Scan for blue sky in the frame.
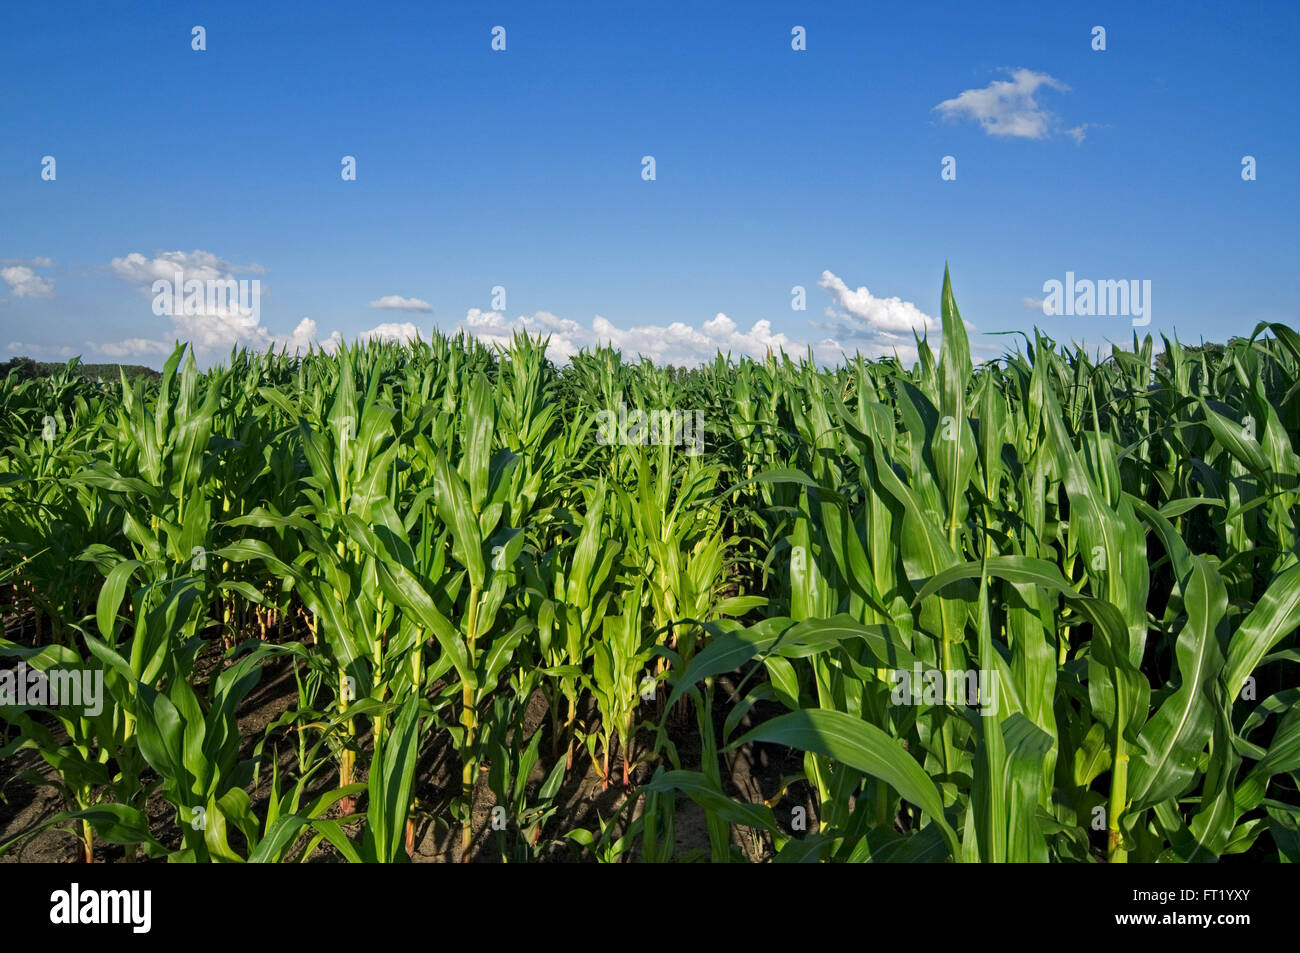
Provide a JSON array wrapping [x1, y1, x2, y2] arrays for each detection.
[[3, 0, 1298, 367]]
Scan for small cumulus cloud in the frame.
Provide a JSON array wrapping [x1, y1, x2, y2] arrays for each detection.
[[360, 321, 423, 343], [95, 338, 177, 359], [934, 69, 1086, 141], [368, 295, 433, 312], [818, 271, 939, 334], [2, 263, 56, 300]]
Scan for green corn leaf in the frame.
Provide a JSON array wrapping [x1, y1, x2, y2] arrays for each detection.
[[727, 709, 958, 856], [1129, 556, 1227, 810]]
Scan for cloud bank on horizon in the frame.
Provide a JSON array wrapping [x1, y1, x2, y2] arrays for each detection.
[[3, 250, 949, 368]]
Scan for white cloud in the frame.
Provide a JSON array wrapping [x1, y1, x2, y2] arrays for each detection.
[[1, 257, 54, 269], [818, 271, 938, 334], [368, 295, 433, 312], [360, 321, 422, 344], [170, 309, 264, 350], [279, 318, 342, 353], [96, 338, 176, 359], [457, 273, 938, 367], [93, 317, 340, 361], [6, 341, 75, 358], [111, 251, 264, 351], [107, 249, 338, 358], [934, 69, 1080, 140], [76, 259, 970, 369], [2, 265, 55, 300], [111, 249, 264, 284], [463, 308, 589, 361], [589, 312, 835, 365], [1022, 296, 1047, 311]]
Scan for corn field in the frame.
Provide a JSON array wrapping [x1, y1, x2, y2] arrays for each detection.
[[2, 269, 1299, 863]]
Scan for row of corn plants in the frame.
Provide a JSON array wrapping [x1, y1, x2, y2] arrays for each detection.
[[2, 270, 1298, 862]]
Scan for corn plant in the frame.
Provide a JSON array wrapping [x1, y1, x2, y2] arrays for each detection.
[[3, 278, 1299, 864]]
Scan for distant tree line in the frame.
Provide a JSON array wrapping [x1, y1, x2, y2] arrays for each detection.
[[0, 355, 161, 383]]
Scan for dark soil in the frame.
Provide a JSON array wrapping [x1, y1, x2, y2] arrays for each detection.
[[1, 620, 806, 863]]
